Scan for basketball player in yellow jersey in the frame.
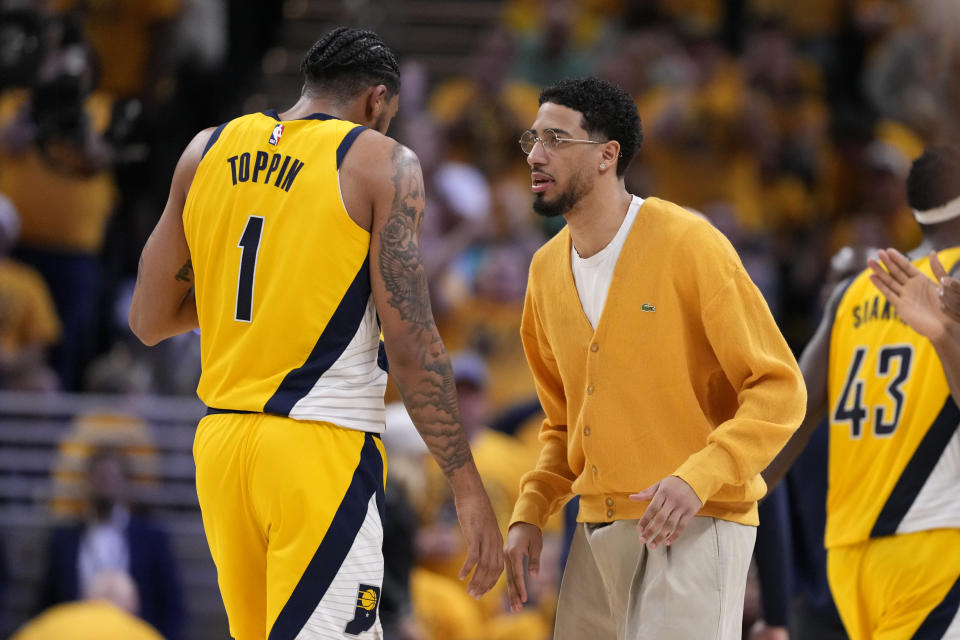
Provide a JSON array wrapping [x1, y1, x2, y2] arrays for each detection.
[[127, 27, 503, 640], [765, 146, 960, 640]]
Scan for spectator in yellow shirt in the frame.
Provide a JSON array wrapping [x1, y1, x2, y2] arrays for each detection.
[[0, 194, 60, 390], [0, 36, 117, 389], [50, 0, 181, 99], [12, 570, 164, 640]]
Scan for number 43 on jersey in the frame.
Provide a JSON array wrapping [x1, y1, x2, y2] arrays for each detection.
[[833, 344, 914, 439]]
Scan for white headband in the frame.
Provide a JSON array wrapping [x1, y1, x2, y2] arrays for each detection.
[[913, 194, 960, 224]]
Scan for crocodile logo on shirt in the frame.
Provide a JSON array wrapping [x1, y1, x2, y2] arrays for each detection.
[[641, 303, 656, 312]]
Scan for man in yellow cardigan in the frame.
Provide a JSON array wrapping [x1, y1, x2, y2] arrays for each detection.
[[503, 77, 806, 639]]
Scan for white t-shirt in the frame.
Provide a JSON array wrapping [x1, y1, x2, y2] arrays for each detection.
[[571, 195, 644, 329]]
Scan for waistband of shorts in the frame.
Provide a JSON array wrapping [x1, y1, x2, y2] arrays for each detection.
[[203, 406, 382, 438], [205, 406, 255, 416]]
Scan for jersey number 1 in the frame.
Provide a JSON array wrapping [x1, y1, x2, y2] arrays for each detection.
[[235, 215, 264, 322], [833, 345, 914, 438]]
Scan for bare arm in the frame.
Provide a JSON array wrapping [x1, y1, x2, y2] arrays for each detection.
[[368, 142, 471, 477], [932, 329, 960, 408], [361, 138, 502, 596], [128, 128, 212, 345], [935, 256, 960, 404], [762, 280, 846, 491]]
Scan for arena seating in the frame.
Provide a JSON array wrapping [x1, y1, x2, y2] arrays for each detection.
[[0, 391, 228, 640]]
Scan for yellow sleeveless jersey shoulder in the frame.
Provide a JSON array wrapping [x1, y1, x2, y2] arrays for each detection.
[[825, 247, 960, 548], [182, 111, 388, 432]]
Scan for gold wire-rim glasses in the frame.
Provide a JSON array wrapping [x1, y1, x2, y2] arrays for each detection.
[[519, 129, 603, 154]]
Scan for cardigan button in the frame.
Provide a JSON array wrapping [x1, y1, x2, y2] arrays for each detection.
[[591, 465, 598, 474], [590, 343, 599, 352], [606, 509, 614, 518], [605, 497, 614, 507], [587, 385, 595, 395], [584, 426, 591, 435]]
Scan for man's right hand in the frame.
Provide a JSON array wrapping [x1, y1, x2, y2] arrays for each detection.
[[453, 486, 504, 599], [503, 521, 543, 612]]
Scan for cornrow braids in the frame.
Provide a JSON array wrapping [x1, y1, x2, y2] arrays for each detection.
[[301, 27, 400, 99]]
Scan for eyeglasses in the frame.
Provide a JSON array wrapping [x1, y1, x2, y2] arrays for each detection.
[[519, 129, 602, 154]]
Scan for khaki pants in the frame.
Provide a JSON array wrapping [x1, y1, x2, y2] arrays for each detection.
[[554, 517, 756, 640]]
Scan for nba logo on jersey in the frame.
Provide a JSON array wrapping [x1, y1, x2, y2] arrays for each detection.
[[268, 123, 284, 146]]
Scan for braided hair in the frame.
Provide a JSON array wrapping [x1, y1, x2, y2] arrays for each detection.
[[301, 27, 400, 99]]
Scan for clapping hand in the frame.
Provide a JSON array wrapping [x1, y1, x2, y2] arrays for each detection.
[[868, 249, 960, 342]]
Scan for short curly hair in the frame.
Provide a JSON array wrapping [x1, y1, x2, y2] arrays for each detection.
[[538, 77, 642, 177], [301, 27, 400, 99], [907, 146, 960, 213]]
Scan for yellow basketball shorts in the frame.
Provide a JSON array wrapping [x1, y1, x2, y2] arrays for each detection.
[[194, 410, 388, 640], [827, 529, 960, 640]]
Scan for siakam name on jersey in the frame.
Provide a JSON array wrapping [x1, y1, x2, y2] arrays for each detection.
[[851, 295, 908, 329]]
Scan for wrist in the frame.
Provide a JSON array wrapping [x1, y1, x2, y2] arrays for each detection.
[[930, 322, 960, 350], [948, 320, 960, 344], [509, 520, 540, 531], [446, 460, 483, 495], [671, 473, 705, 507]]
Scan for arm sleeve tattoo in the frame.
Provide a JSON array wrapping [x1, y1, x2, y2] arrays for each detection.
[[378, 145, 472, 477]]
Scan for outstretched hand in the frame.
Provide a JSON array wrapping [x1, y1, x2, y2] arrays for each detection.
[[630, 475, 702, 549], [868, 249, 960, 342]]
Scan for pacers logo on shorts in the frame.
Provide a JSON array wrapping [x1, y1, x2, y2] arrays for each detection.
[[344, 584, 380, 635]]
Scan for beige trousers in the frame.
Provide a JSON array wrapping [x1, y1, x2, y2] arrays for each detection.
[[554, 517, 756, 640]]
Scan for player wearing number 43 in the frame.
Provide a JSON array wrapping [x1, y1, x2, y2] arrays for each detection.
[[764, 146, 960, 640], [128, 27, 503, 640]]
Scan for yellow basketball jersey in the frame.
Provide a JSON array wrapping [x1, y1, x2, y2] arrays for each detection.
[[825, 247, 960, 548], [182, 110, 388, 432]]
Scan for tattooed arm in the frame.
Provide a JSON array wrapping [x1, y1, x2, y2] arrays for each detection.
[[128, 128, 211, 345], [372, 144, 471, 475], [354, 139, 503, 597]]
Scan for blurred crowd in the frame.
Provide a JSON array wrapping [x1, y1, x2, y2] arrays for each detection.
[[2, 0, 960, 638], [0, 0, 282, 394]]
